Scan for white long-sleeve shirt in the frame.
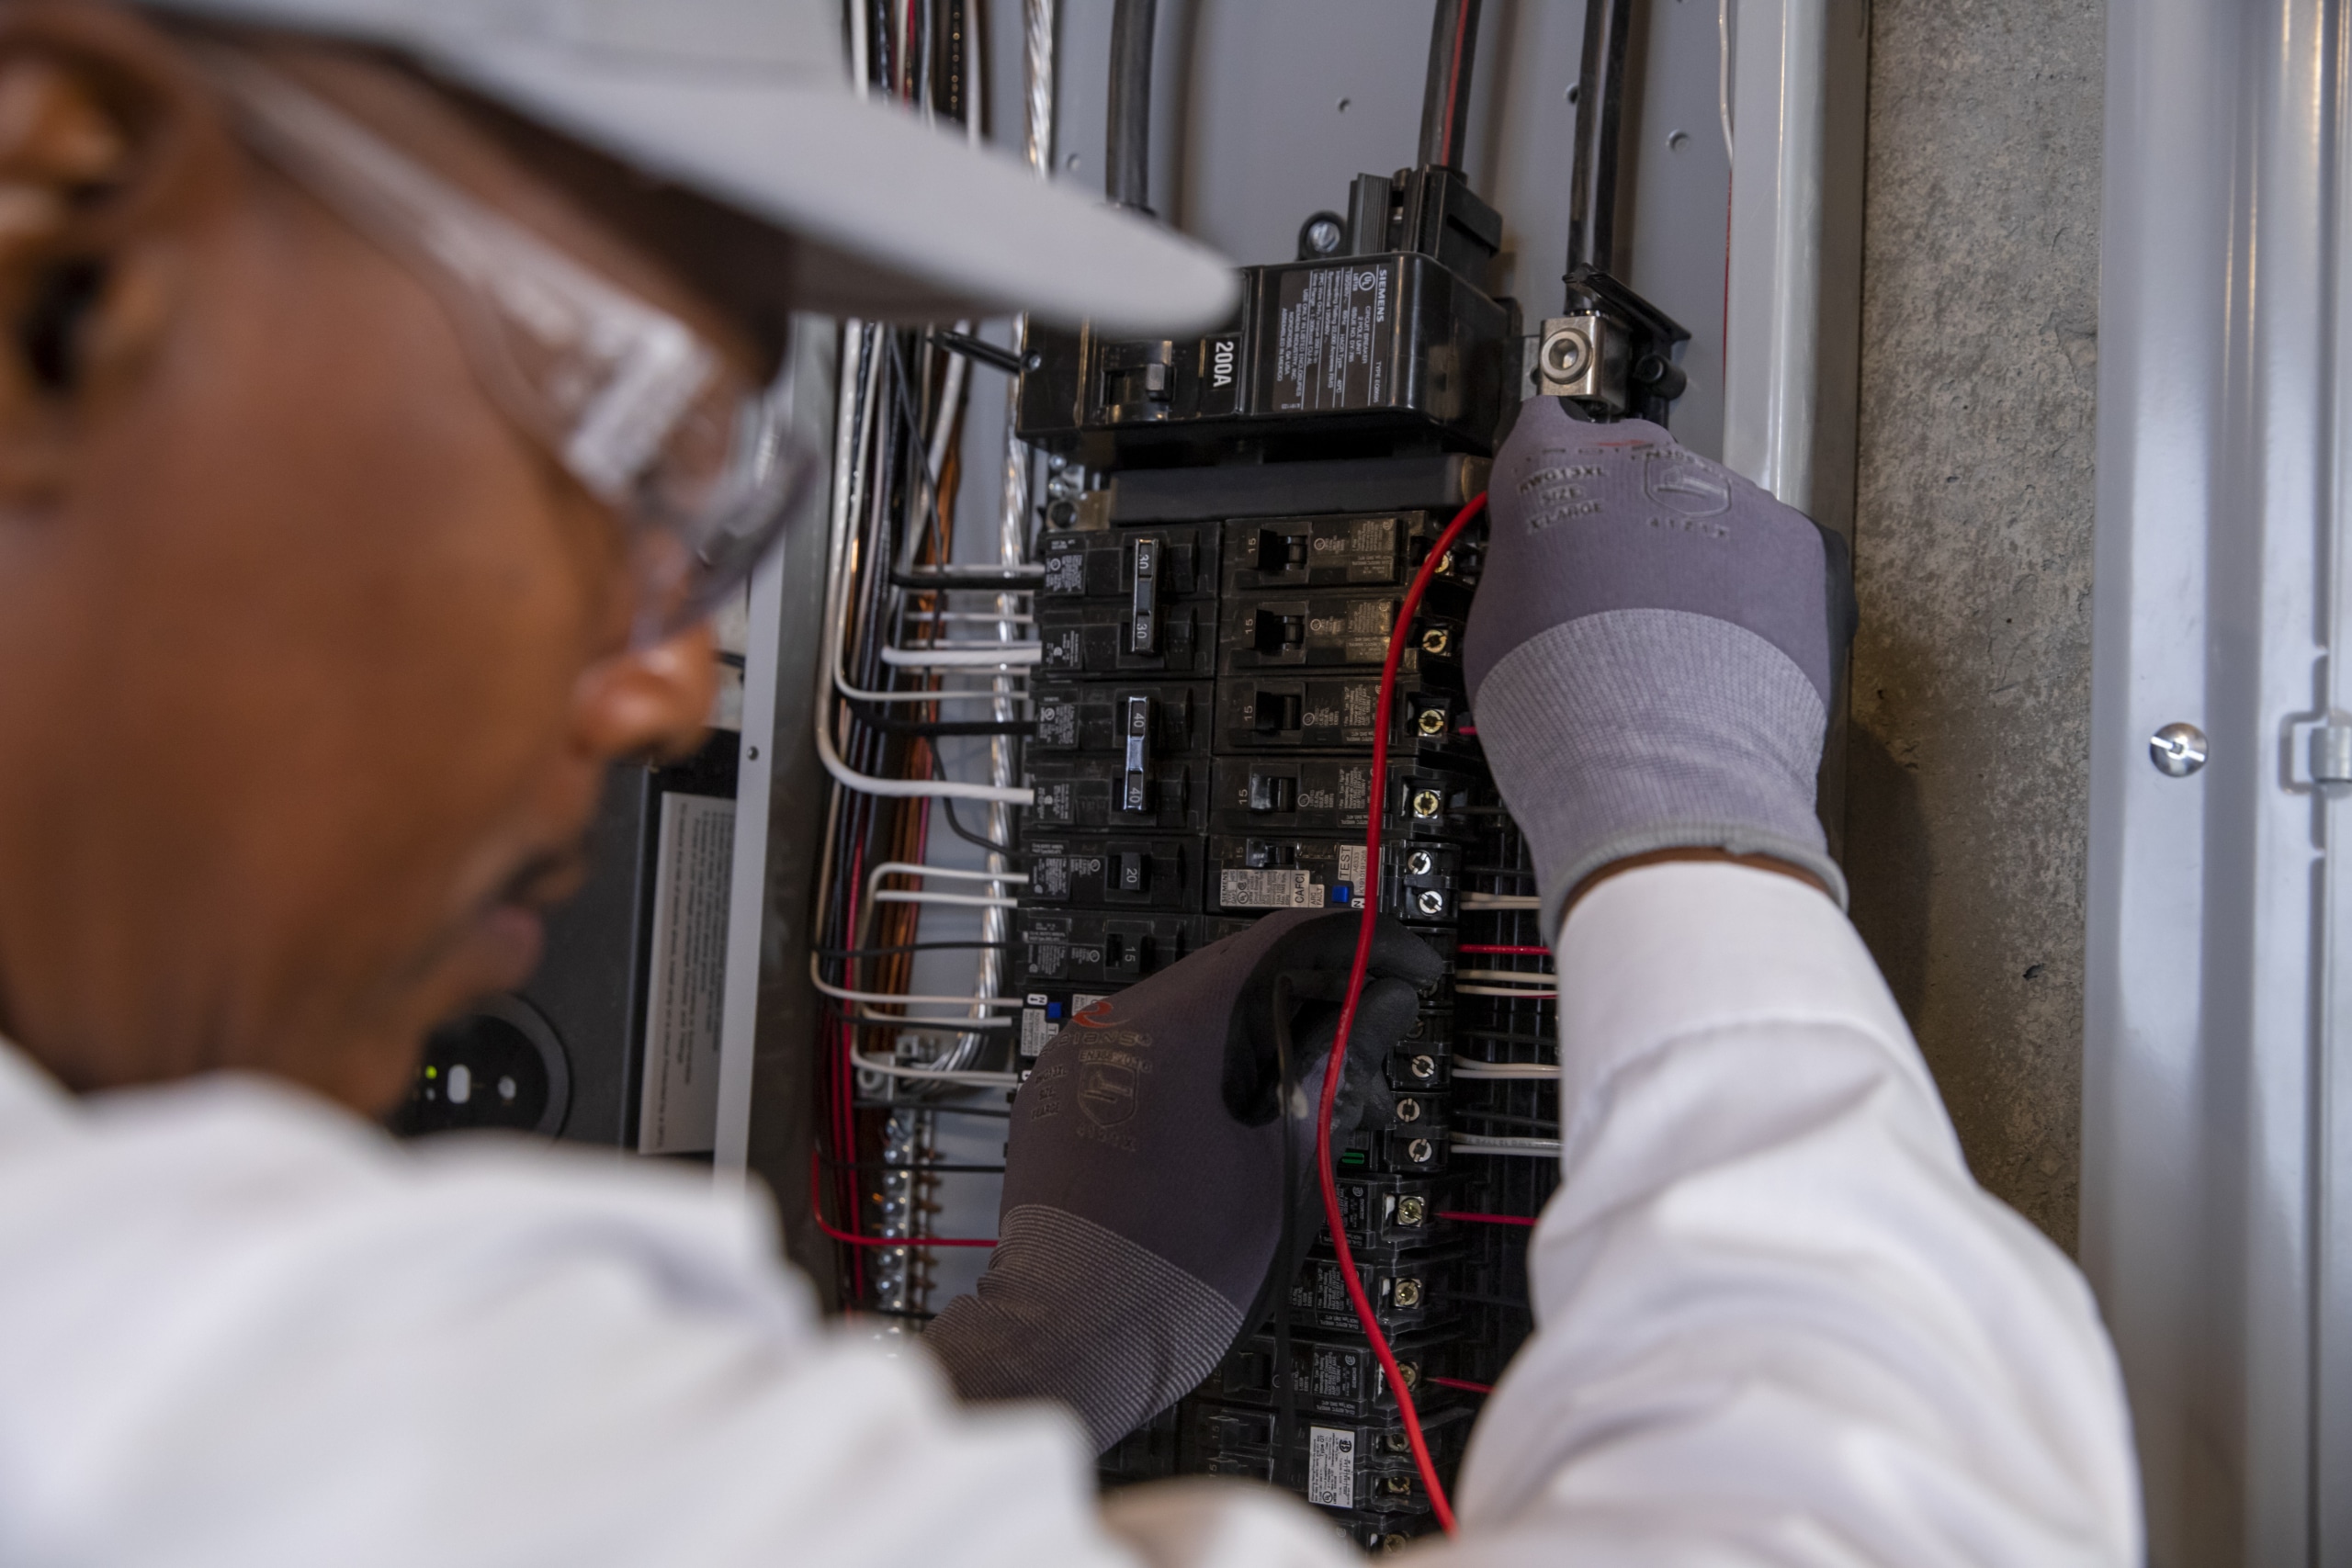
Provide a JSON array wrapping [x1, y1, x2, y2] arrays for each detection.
[[0, 863, 2139, 1565]]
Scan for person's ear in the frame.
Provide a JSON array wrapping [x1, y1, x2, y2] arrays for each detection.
[[0, 3, 236, 508], [571, 620, 721, 764]]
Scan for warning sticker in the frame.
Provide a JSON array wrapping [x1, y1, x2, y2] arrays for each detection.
[[1307, 1426, 1356, 1508], [1272, 263, 1394, 412], [1220, 868, 1325, 908]]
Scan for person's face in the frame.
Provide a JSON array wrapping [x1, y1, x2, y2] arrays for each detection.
[[0, 2, 745, 1112]]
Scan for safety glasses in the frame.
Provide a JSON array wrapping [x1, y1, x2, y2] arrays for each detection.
[[195, 44, 816, 645]]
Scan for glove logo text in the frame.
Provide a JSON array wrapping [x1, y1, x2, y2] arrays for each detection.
[[1078, 1033, 1150, 1149]]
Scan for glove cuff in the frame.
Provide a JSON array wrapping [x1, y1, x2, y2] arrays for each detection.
[[1473, 608, 1847, 940], [923, 1203, 1243, 1453]]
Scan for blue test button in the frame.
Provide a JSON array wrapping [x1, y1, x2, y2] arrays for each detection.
[[1046, 1002, 1063, 1020], [1329, 884, 1352, 906]]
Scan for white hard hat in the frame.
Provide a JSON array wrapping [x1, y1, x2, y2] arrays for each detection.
[[136, 0, 1237, 335]]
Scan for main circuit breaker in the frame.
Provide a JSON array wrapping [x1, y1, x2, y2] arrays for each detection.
[[1008, 61, 1584, 1535]]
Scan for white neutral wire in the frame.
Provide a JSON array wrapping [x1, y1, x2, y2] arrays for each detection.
[[1451, 1134, 1563, 1158], [808, 961, 1025, 1010], [876, 644, 1041, 668], [1460, 893, 1543, 910], [858, 1010, 1014, 1032], [851, 1053, 1022, 1088], [1453, 968, 1559, 986], [1454, 984, 1561, 999], [1450, 1061, 1562, 1080], [1718, 0, 1736, 164], [927, 322, 969, 483], [872, 889, 1021, 910], [866, 861, 1026, 893]]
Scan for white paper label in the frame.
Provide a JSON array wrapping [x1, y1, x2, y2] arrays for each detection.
[[1306, 1425, 1355, 1508], [1221, 868, 1324, 908], [1021, 1008, 1057, 1059], [637, 793, 735, 1154]]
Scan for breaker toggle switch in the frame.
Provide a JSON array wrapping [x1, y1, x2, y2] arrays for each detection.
[[1129, 537, 1161, 655], [1247, 772, 1297, 813], [1252, 607, 1306, 656], [1122, 694, 1153, 811], [1116, 851, 1148, 894]]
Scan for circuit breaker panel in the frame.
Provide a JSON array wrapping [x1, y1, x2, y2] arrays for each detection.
[[1001, 17, 1584, 1528], [796, 0, 1692, 1552], [1015, 461, 1560, 1547]]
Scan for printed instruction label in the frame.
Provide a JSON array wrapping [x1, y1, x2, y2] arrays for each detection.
[[1272, 263, 1393, 412], [1338, 844, 1369, 906], [1220, 868, 1324, 908], [1307, 1426, 1356, 1508], [638, 792, 736, 1155]]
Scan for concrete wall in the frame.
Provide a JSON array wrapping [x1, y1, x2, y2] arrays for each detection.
[[1842, 0, 2105, 1251]]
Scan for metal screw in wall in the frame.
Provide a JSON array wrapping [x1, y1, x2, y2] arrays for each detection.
[[2150, 721, 2209, 777]]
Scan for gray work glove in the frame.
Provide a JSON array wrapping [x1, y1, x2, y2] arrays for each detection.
[[925, 909, 1444, 1451], [1465, 400, 1856, 938]]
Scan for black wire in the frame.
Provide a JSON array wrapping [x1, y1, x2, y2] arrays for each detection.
[[941, 795, 1020, 856], [853, 1100, 1012, 1117]]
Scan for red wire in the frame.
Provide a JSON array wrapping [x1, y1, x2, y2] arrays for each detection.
[[1437, 1210, 1536, 1227], [1439, 0, 1473, 166], [808, 1151, 1001, 1248], [1430, 1376, 1494, 1394], [1456, 944, 1553, 956], [1315, 491, 1487, 1536]]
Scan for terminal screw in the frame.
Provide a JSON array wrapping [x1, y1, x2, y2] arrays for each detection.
[[1420, 627, 1452, 656], [1416, 707, 1448, 737], [1416, 888, 1447, 917], [1540, 322, 1593, 382], [1411, 788, 1442, 818], [1409, 1053, 1437, 1080], [1395, 1097, 1423, 1122], [1393, 1278, 1424, 1308], [1396, 1196, 1427, 1225], [1407, 1137, 1434, 1163], [1407, 850, 1434, 875]]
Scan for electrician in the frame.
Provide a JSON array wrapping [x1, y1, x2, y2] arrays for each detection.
[[0, 0, 2138, 1562]]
